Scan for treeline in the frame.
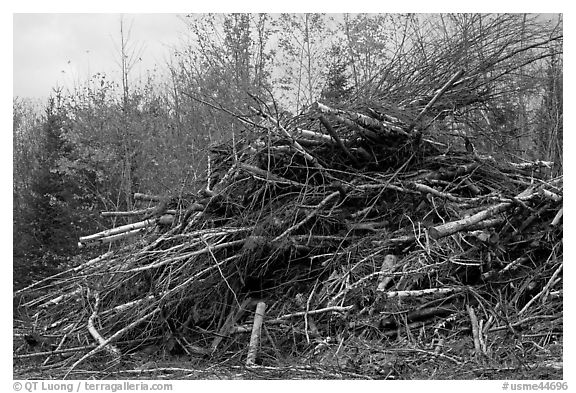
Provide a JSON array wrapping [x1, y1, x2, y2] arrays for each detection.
[[13, 13, 562, 288]]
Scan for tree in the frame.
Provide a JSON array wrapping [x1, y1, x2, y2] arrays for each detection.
[[533, 40, 562, 172], [166, 12, 278, 166], [320, 43, 351, 105], [276, 13, 334, 113], [13, 97, 42, 222], [113, 16, 146, 210], [13, 97, 44, 287], [13, 91, 86, 288], [341, 13, 393, 93]]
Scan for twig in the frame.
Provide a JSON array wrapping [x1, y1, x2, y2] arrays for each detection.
[[386, 347, 463, 365], [252, 103, 324, 169], [409, 69, 465, 131], [239, 162, 306, 188], [272, 191, 340, 242], [318, 115, 359, 166], [411, 182, 463, 202], [315, 101, 406, 134], [100, 208, 176, 217], [127, 239, 244, 272], [65, 308, 162, 378], [266, 306, 353, 324], [430, 202, 506, 237], [14, 344, 98, 359], [380, 287, 462, 298], [181, 90, 263, 129], [540, 189, 562, 202], [87, 292, 121, 358], [118, 367, 199, 374], [79, 228, 147, 248], [153, 254, 239, 301], [201, 236, 240, 308], [377, 255, 399, 291], [133, 193, 162, 201], [304, 281, 319, 344], [211, 298, 254, 352], [42, 333, 69, 366], [206, 155, 213, 193], [488, 315, 561, 333], [37, 288, 83, 309], [79, 219, 155, 244], [467, 305, 483, 356], [550, 207, 563, 226], [292, 126, 343, 143], [509, 160, 554, 170], [313, 103, 381, 141], [519, 262, 563, 315], [104, 294, 161, 314], [15, 252, 113, 295]]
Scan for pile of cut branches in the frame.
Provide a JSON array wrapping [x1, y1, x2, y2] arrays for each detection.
[[14, 71, 562, 378]]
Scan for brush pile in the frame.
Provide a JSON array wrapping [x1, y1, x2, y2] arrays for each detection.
[[15, 72, 563, 378]]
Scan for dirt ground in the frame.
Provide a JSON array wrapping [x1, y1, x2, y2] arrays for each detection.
[[14, 335, 562, 380]]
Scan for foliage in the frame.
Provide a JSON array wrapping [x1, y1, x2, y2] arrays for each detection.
[[13, 97, 43, 221], [13, 93, 83, 288], [276, 14, 335, 113], [342, 13, 395, 91], [13, 97, 44, 283], [321, 43, 352, 105]]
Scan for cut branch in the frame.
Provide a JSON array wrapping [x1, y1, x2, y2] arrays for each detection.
[[272, 191, 340, 242], [319, 115, 359, 166], [409, 69, 465, 131], [79, 219, 155, 244], [65, 308, 162, 378], [379, 287, 462, 298], [87, 292, 121, 358], [246, 301, 267, 367]]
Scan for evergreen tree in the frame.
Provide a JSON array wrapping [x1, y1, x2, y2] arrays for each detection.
[[321, 44, 351, 105], [21, 92, 80, 280]]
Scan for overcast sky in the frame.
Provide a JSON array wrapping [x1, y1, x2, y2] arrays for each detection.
[[13, 13, 185, 100], [12, 11, 566, 101]]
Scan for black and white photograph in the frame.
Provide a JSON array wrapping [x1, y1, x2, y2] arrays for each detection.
[[12, 11, 564, 384]]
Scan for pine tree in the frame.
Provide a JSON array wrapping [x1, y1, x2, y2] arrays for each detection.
[[321, 44, 351, 105], [25, 92, 79, 271]]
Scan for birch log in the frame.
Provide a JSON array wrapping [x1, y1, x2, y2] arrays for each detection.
[[246, 301, 267, 367]]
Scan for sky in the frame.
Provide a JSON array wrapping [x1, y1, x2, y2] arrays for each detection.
[[12, 11, 568, 101], [13, 13, 185, 100]]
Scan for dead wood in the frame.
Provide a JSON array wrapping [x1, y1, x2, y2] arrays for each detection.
[[15, 68, 562, 376]]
